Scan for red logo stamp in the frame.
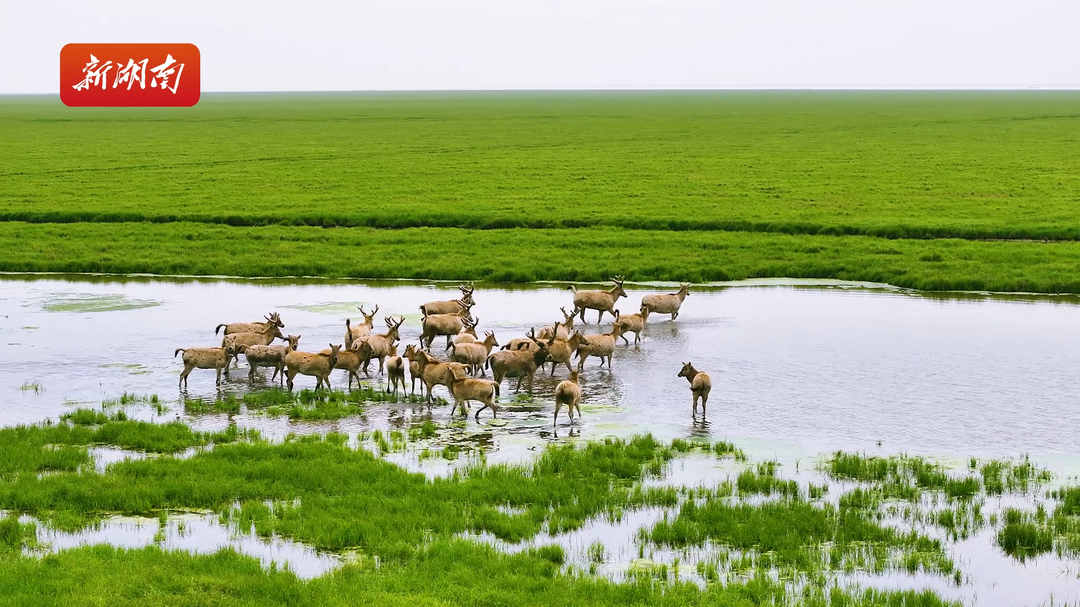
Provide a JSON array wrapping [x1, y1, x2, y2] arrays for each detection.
[[60, 43, 200, 107]]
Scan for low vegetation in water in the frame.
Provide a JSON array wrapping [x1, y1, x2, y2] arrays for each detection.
[[18, 381, 43, 394], [0, 415, 252, 480], [1, 409, 1076, 605], [182, 387, 437, 420], [993, 486, 1080, 561], [0, 414, 961, 606], [646, 494, 954, 578], [0, 540, 960, 607], [824, 451, 1048, 501]]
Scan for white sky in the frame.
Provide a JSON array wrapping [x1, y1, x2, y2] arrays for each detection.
[[1, 0, 1077, 94]]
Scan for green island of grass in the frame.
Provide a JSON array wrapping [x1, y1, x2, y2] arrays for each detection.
[[1, 409, 1078, 606]]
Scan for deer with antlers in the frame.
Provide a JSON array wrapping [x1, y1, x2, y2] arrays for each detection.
[[345, 305, 379, 350], [536, 306, 578, 341], [419, 283, 475, 317], [567, 276, 627, 324], [354, 316, 405, 375]]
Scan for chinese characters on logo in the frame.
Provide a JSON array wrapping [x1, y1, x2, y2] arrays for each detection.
[[73, 53, 184, 94], [61, 43, 200, 107]]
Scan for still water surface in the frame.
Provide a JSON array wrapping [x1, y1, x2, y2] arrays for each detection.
[[4, 275, 1080, 464], [3, 274, 1080, 605]]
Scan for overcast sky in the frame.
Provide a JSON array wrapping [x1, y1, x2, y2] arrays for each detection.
[[1, 0, 1077, 94]]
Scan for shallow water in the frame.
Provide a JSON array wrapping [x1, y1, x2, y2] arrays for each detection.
[[4, 274, 1080, 603], [4, 274, 1080, 467], [28, 511, 341, 579]]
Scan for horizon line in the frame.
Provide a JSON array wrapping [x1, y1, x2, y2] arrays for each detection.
[[4, 86, 1080, 97]]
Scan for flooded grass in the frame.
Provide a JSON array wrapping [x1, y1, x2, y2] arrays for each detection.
[[990, 486, 1080, 562], [1, 410, 1076, 604], [0, 417, 254, 481], [824, 452, 1049, 502], [182, 387, 438, 420], [40, 293, 160, 313], [0, 539, 963, 607], [18, 381, 43, 394], [0, 418, 677, 550], [646, 497, 954, 577]]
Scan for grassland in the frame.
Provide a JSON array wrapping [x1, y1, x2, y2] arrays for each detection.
[[5, 410, 1080, 605], [11, 221, 1080, 291], [2, 92, 1080, 291], [0, 414, 977, 606]]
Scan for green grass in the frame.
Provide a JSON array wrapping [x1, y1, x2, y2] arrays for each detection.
[[826, 452, 986, 500], [13, 221, 1080, 291], [997, 508, 1054, 561], [0, 418, 252, 480], [646, 497, 953, 576], [0, 429, 677, 557], [183, 387, 436, 420], [60, 408, 127, 425], [2, 92, 1080, 292], [18, 381, 43, 394], [3, 92, 1079, 239], [735, 462, 800, 498], [0, 412, 963, 606], [0, 540, 959, 607]]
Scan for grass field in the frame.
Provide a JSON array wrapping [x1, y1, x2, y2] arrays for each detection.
[[2, 91, 1079, 289], [0, 416, 973, 606], [3, 410, 1078, 605]]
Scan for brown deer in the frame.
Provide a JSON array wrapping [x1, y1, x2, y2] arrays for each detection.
[[345, 305, 379, 349], [536, 306, 578, 341], [420, 308, 473, 351], [445, 364, 501, 421], [175, 347, 232, 388], [449, 331, 499, 377], [574, 324, 622, 371], [285, 344, 341, 391], [487, 328, 550, 393], [567, 276, 627, 324], [243, 334, 301, 384], [221, 323, 285, 367], [385, 344, 406, 395], [614, 304, 651, 345], [419, 283, 475, 316], [642, 284, 690, 321], [414, 350, 471, 403], [530, 324, 590, 376], [677, 361, 712, 415], [447, 316, 480, 348], [356, 316, 405, 375], [215, 312, 284, 336], [553, 370, 582, 425]]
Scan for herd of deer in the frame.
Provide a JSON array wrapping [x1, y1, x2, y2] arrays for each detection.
[[174, 278, 712, 423]]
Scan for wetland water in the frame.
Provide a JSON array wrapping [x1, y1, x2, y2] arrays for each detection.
[[4, 275, 1080, 462], [2, 274, 1080, 604]]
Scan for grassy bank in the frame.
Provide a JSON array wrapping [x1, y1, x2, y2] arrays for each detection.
[[2, 92, 1080, 292], [2, 92, 1079, 240], [6, 221, 1080, 291]]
